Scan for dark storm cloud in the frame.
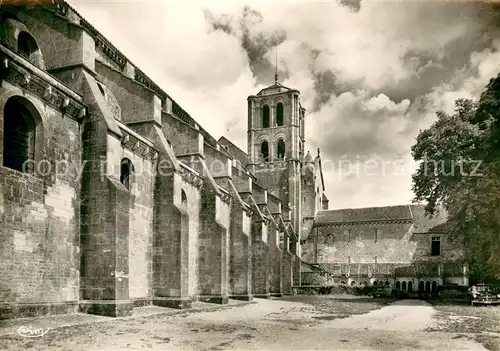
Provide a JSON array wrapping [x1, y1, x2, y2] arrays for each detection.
[[205, 6, 288, 85], [338, 0, 361, 13]]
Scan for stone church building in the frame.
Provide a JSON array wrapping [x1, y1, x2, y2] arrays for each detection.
[[0, 1, 467, 319]]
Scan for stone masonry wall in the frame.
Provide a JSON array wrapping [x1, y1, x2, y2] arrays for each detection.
[[0, 82, 82, 318]]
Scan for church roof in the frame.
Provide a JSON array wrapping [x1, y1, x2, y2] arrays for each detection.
[[303, 151, 314, 163], [217, 136, 248, 166], [314, 204, 449, 233], [256, 82, 298, 97]]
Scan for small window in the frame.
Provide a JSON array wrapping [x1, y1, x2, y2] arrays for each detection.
[[262, 105, 270, 128], [374, 256, 378, 264], [396, 281, 401, 290], [260, 141, 269, 162], [120, 158, 134, 191], [402, 281, 407, 291], [276, 102, 284, 126], [277, 139, 285, 160], [375, 229, 381, 242], [348, 256, 351, 263], [408, 281, 413, 292], [431, 236, 441, 256]]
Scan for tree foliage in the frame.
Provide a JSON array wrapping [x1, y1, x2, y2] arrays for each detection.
[[411, 74, 500, 283]]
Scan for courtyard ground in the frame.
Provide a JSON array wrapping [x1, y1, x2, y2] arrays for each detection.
[[1, 296, 499, 350]]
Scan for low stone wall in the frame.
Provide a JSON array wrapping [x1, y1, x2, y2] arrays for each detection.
[[301, 272, 334, 286]]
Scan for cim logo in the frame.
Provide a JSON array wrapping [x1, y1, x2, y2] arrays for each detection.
[[17, 325, 49, 338]]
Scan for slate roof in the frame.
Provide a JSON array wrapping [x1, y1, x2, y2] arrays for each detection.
[[314, 204, 448, 233], [218, 136, 248, 167], [256, 82, 298, 96]]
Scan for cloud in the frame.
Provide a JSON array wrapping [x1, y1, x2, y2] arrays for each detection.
[[68, 0, 500, 209]]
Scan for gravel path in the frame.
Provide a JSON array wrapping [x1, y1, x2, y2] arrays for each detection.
[[2, 298, 490, 350]]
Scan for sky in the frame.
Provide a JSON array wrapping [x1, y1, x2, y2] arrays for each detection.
[[68, 0, 500, 210]]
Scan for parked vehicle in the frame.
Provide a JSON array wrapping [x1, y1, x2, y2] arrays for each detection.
[[467, 284, 500, 306]]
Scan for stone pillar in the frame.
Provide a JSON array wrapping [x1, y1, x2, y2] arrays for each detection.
[[229, 200, 253, 301], [152, 169, 191, 309], [79, 178, 133, 317], [281, 235, 293, 295], [198, 186, 230, 304], [269, 225, 283, 297], [252, 219, 270, 298]]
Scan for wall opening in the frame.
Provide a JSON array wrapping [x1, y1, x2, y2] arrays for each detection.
[[408, 281, 413, 292], [276, 102, 284, 126], [276, 139, 285, 160], [18, 31, 38, 59], [431, 236, 441, 256], [261, 140, 269, 162], [3, 96, 40, 173], [262, 105, 270, 128], [402, 281, 407, 291], [432, 281, 437, 292], [419, 281, 425, 292], [425, 281, 431, 292], [396, 281, 401, 290], [120, 158, 134, 191]]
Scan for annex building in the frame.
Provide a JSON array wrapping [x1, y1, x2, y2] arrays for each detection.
[[0, 1, 467, 319]]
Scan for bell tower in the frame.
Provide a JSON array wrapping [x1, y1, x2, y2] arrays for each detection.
[[246, 72, 306, 255]]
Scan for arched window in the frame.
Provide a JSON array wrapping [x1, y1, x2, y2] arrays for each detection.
[[3, 96, 39, 173], [402, 281, 407, 291], [432, 281, 437, 292], [276, 102, 284, 126], [120, 158, 134, 191], [425, 281, 431, 292], [373, 281, 378, 286], [385, 281, 390, 286], [419, 281, 425, 292], [408, 281, 413, 292], [261, 140, 269, 162], [277, 139, 285, 160], [396, 281, 401, 290], [262, 105, 270, 129]]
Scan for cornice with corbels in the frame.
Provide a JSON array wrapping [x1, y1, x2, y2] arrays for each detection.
[[0, 56, 86, 121], [179, 165, 203, 190]]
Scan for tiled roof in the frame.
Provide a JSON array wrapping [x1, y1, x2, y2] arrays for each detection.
[[315, 205, 413, 225], [314, 204, 449, 233], [256, 82, 297, 96], [409, 205, 449, 233]]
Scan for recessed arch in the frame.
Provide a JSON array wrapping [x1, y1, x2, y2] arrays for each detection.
[[276, 102, 284, 126], [3, 96, 42, 173], [262, 104, 270, 129], [120, 158, 134, 191], [276, 139, 285, 160], [402, 281, 407, 291], [425, 281, 431, 292], [408, 281, 413, 292], [261, 140, 269, 162], [396, 281, 401, 290], [17, 31, 44, 67], [181, 189, 188, 211]]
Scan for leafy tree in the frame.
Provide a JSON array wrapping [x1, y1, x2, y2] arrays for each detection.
[[411, 74, 500, 283]]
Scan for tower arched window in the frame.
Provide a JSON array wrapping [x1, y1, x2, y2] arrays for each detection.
[[277, 139, 285, 160], [120, 158, 134, 191], [261, 140, 269, 162], [3, 96, 40, 173], [276, 102, 284, 126], [262, 105, 270, 129]]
